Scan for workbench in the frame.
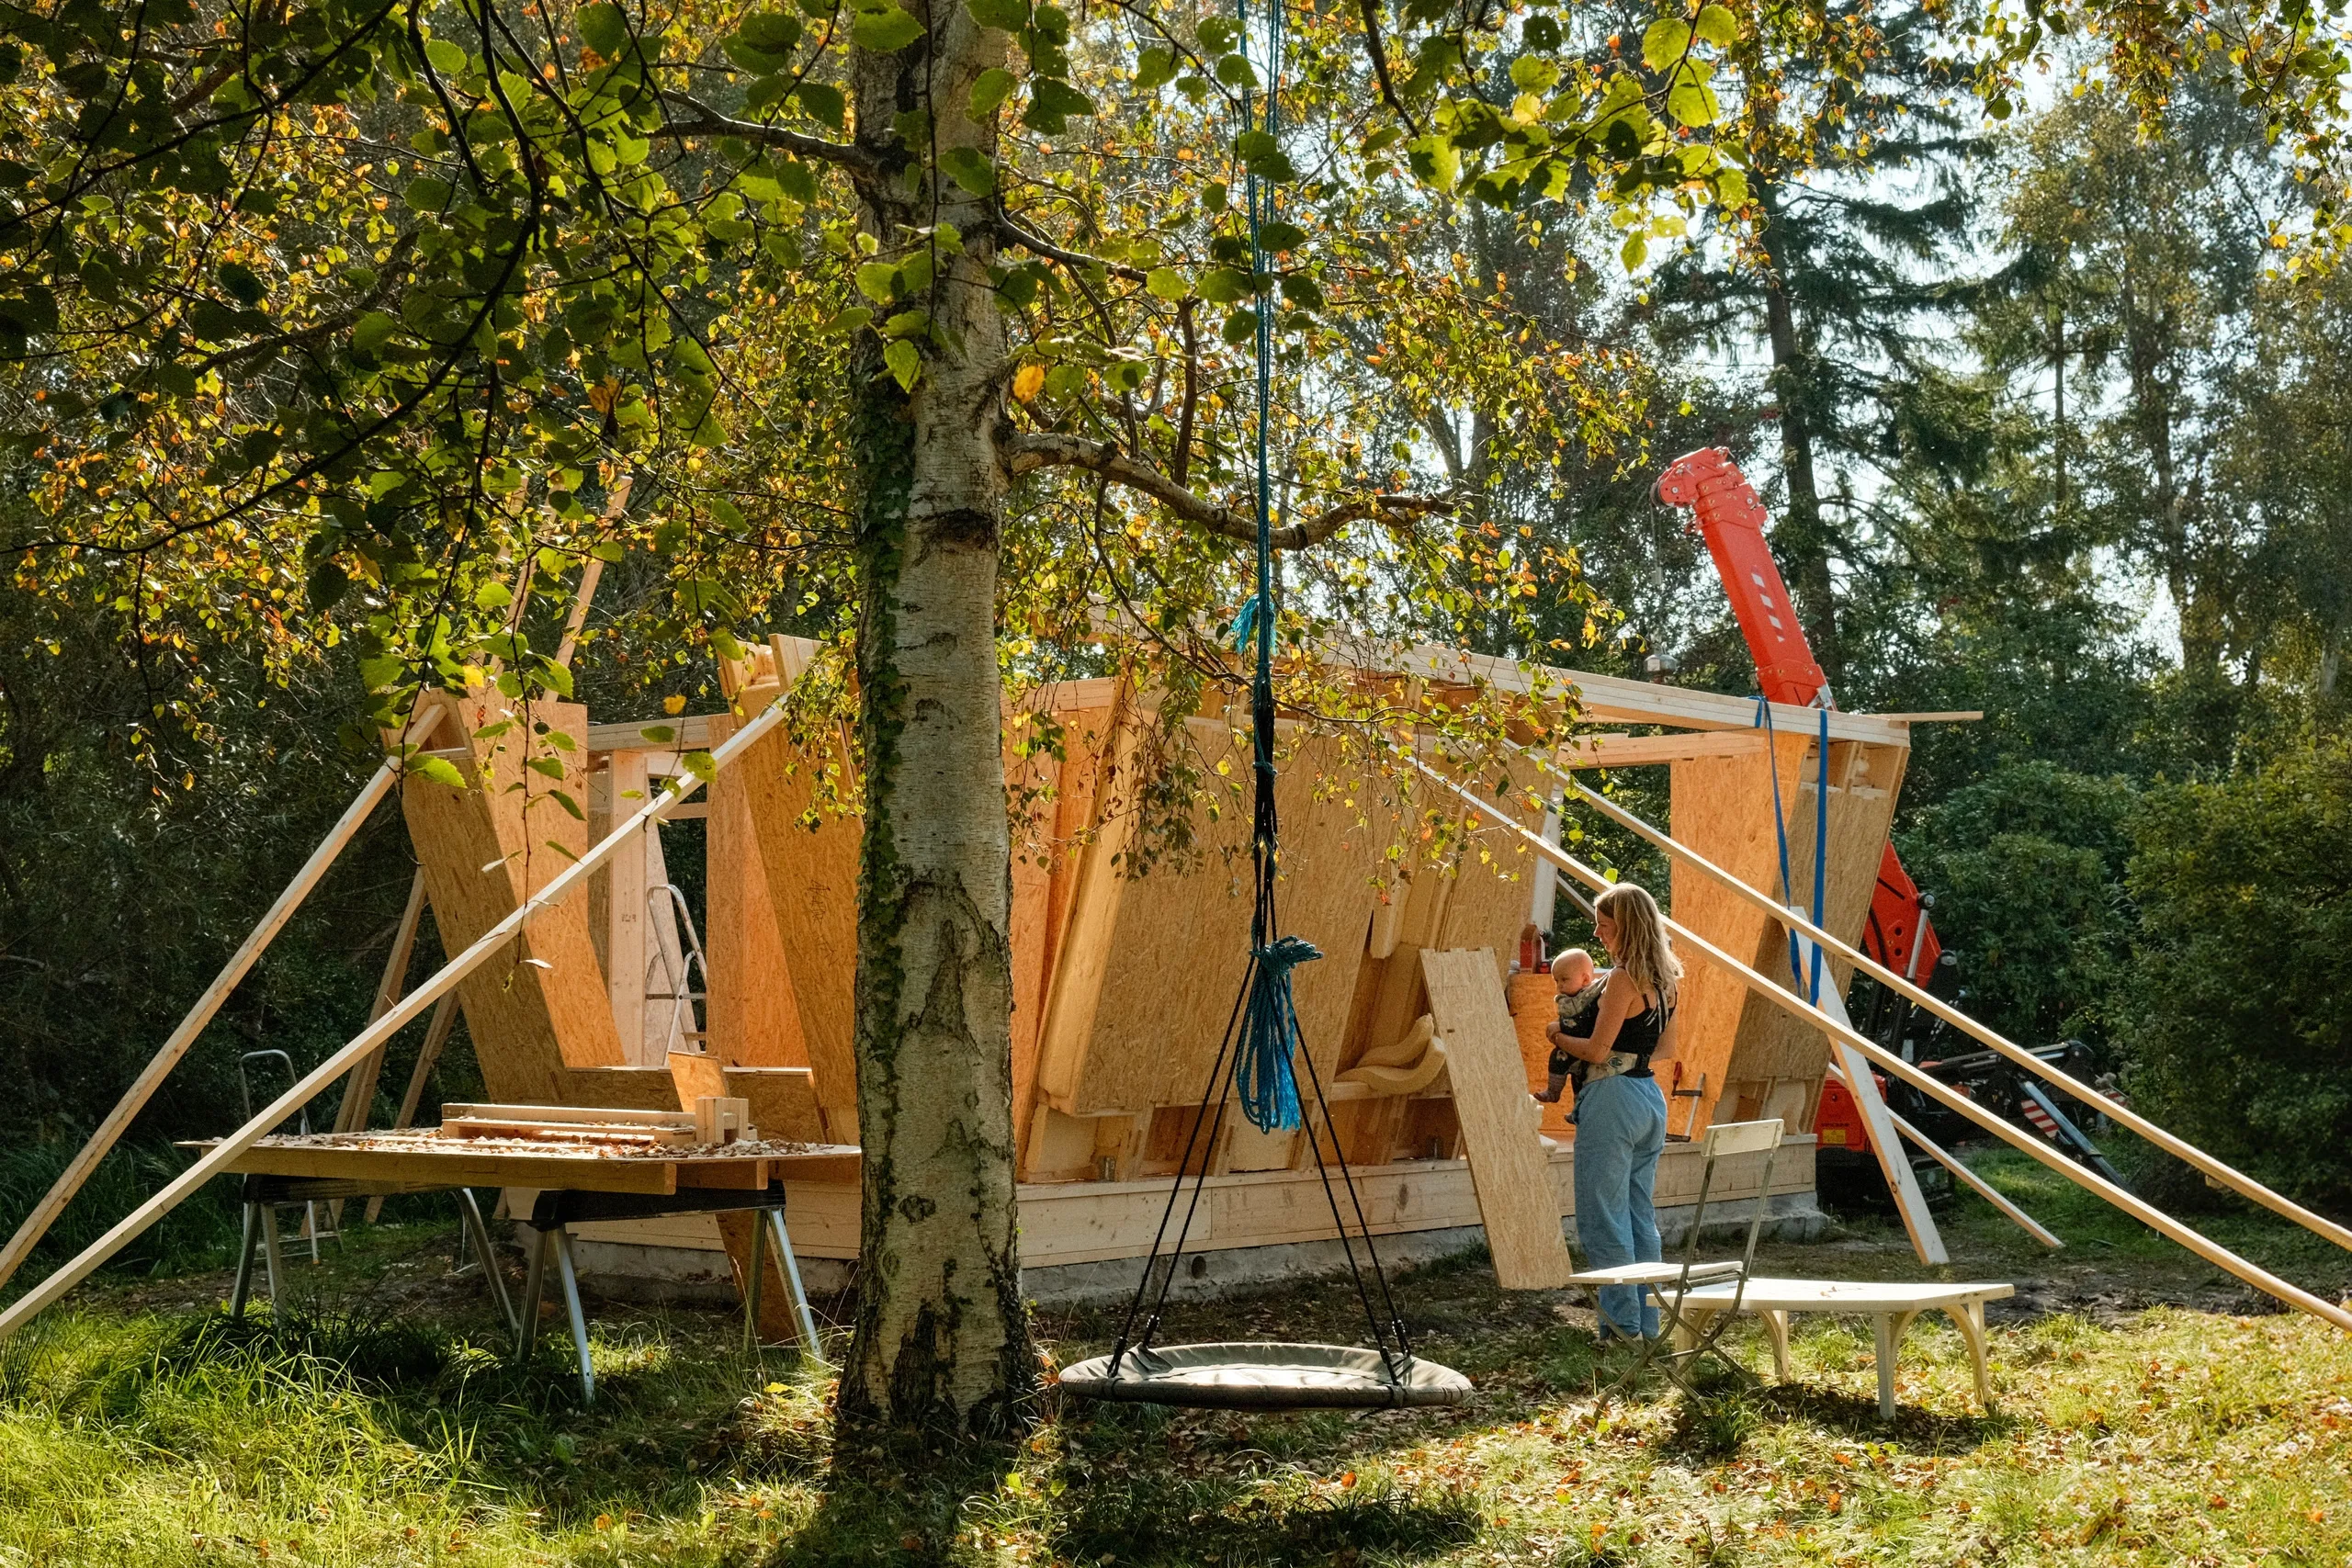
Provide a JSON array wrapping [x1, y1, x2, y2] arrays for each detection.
[[190, 1131, 859, 1400]]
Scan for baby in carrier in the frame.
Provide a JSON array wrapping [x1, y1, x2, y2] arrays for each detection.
[[1535, 949, 1606, 1103]]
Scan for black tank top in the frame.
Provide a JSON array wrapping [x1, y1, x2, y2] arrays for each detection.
[[1614, 994, 1669, 1077]]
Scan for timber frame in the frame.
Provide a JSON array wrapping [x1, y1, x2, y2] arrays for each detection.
[[386, 637, 1908, 1274]]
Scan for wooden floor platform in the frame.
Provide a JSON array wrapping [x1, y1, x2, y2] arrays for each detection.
[[555, 1134, 1819, 1269]]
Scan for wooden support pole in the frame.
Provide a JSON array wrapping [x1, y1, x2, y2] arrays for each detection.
[[1795, 922, 1948, 1265], [1824, 1063, 2064, 1250], [553, 477, 628, 671], [1555, 773, 2352, 1258], [0, 708, 445, 1292], [0, 695, 788, 1342], [1413, 759, 2352, 1335]]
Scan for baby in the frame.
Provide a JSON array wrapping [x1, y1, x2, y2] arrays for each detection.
[[1536, 948, 1606, 1102]]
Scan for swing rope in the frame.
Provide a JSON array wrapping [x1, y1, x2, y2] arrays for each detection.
[[1096, 0, 1420, 1393]]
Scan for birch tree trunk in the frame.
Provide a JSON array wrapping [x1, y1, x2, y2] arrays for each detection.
[[838, 2, 1034, 1434]]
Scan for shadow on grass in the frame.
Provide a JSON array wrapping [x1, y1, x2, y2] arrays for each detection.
[[1657, 1378, 2010, 1458]]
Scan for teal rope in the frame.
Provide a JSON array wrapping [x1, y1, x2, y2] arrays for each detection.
[[1230, 0, 1306, 1133], [1753, 698, 1833, 1004]]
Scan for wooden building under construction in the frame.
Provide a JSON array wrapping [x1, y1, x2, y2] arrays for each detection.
[[390, 638, 1923, 1290]]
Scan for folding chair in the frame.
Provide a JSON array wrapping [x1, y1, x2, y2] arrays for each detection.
[[1565, 1117, 1784, 1400]]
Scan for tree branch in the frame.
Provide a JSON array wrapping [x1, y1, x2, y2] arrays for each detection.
[[991, 210, 1152, 286], [656, 92, 884, 175], [1005, 432, 1454, 548]]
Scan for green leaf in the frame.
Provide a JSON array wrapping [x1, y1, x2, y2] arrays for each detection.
[[968, 67, 1016, 118], [1134, 46, 1177, 90], [1023, 77, 1094, 132], [1258, 219, 1306, 252], [424, 37, 469, 74], [1234, 130, 1295, 181], [851, 6, 924, 51], [1197, 266, 1252, 304], [413, 756, 468, 790], [1145, 266, 1188, 299], [884, 338, 922, 390], [1407, 133, 1460, 191], [740, 11, 805, 51], [680, 751, 718, 783], [1641, 17, 1690, 69], [306, 558, 347, 611], [404, 176, 453, 211], [578, 3, 632, 58], [1279, 273, 1323, 310], [1621, 231, 1647, 269], [796, 81, 845, 129], [1510, 55, 1559, 92], [855, 260, 900, 302], [723, 35, 792, 73], [639, 725, 679, 744], [938, 146, 996, 194], [1693, 3, 1737, 44], [775, 157, 819, 203], [824, 305, 875, 333], [352, 310, 400, 355], [548, 788, 586, 820], [1666, 73, 1720, 128]]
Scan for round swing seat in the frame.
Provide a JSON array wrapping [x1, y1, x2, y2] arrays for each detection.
[[1057, 1342, 1472, 1411]]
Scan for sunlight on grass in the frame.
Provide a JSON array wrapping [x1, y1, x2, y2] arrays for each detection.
[[1, 1203, 2348, 1565]]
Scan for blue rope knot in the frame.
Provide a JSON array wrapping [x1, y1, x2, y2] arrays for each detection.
[[1236, 934, 1322, 1132]]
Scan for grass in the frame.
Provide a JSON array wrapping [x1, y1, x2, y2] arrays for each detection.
[[1, 1147, 2348, 1566]]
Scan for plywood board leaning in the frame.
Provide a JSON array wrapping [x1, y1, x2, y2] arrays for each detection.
[[703, 743, 807, 1071], [1419, 947, 1575, 1288]]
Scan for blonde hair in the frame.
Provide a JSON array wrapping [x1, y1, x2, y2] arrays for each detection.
[[1596, 883, 1680, 1010]]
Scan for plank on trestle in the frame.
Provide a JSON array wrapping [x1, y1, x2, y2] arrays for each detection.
[[1419, 947, 1575, 1289]]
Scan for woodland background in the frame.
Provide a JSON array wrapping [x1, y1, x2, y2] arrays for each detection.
[[2, 6, 2347, 1282]]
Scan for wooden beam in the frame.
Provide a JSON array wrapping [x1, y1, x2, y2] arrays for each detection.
[[1559, 773, 2352, 1259], [1555, 730, 1770, 769], [0, 705, 446, 1292], [0, 695, 790, 1342], [1411, 757, 2352, 1334], [1376, 644, 1914, 745], [1824, 1064, 2063, 1250]]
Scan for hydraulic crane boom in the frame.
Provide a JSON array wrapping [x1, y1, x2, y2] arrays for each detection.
[[1655, 446, 1943, 985]]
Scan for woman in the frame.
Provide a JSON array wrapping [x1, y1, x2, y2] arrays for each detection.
[[1547, 882, 1681, 1342]]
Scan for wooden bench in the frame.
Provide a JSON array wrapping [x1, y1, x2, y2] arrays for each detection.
[[1668, 1276, 2014, 1419]]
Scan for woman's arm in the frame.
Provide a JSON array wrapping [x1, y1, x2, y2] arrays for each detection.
[[1549, 971, 1633, 1064]]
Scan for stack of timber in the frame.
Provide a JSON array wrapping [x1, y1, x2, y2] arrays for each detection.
[[392, 638, 1904, 1277]]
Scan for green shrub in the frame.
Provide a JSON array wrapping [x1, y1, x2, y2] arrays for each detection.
[[2123, 739, 2352, 1209], [1897, 761, 2139, 1049]]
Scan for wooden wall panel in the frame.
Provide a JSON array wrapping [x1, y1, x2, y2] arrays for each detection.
[[401, 687, 644, 1106], [1665, 733, 1814, 1133], [705, 749, 806, 1071], [716, 694, 864, 1139]]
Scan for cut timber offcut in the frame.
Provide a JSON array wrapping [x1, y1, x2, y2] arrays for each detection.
[[1419, 947, 1575, 1289]]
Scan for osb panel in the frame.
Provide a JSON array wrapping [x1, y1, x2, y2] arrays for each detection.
[[401, 688, 629, 1105], [1008, 702, 1118, 1169], [716, 696, 864, 1136], [1720, 743, 1905, 1112], [1054, 716, 1388, 1117], [704, 751, 807, 1070], [1665, 733, 1815, 1134], [1420, 947, 1574, 1287]]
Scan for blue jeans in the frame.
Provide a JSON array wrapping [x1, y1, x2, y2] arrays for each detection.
[[1573, 1074, 1668, 1338]]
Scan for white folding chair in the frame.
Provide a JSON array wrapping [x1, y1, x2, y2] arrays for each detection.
[[1565, 1117, 1785, 1398]]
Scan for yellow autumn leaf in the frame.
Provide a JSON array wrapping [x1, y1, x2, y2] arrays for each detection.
[[1012, 362, 1046, 402]]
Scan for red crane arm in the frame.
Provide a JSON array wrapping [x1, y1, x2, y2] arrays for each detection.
[[1655, 447, 1943, 979]]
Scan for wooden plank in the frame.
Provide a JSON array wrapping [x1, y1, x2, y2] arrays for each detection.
[[721, 1066, 829, 1144], [605, 750, 651, 1061], [1556, 730, 1770, 769], [0, 705, 443, 1292], [442, 1102, 695, 1127], [1509, 970, 1574, 1140], [587, 715, 717, 751], [1419, 948, 1575, 1288], [204, 1142, 682, 1193]]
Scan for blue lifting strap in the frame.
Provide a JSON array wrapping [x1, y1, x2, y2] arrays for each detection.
[[1754, 699, 1833, 1003]]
